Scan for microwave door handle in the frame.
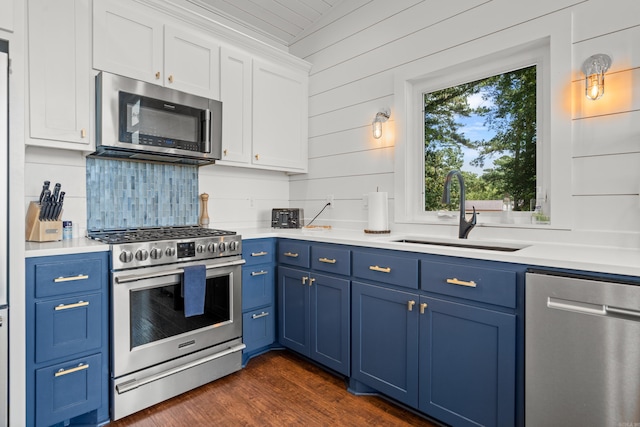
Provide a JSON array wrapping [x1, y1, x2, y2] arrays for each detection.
[[202, 109, 211, 153]]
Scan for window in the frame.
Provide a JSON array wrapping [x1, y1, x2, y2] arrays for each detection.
[[423, 65, 537, 213]]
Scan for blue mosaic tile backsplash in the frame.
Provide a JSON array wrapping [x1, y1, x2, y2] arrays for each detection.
[[86, 158, 199, 230]]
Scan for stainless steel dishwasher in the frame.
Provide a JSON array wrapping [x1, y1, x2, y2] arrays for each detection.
[[526, 270, 640, 426]]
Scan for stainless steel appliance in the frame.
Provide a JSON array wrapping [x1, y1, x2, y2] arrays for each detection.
[[526, 270, 640, 426], [271, 208, 304, 228], [93, 72, 222, 166], [89, 226, 245, 421], [0, 39, 8, 427]]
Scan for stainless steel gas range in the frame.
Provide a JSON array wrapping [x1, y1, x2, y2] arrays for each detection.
[[89, 226, 246, 421]]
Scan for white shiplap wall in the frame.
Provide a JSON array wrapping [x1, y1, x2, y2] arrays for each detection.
[[290, 0, 640, 248]]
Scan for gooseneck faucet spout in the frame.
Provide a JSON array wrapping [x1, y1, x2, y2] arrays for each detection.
[[441, 170, 477, 239]]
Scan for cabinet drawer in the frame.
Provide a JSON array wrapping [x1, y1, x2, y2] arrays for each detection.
[[311, 245, 351, 276], [278, 240, 310, 268], [243, 306, 275, 353], [242, 239, 275, 266], [421, 260, 516, 308], [242, 265, 274, 311], [35, 293, 102, 363], [35, 258, 103, 298], [35, 353, 102, 427], [353, 251, 418, 289]]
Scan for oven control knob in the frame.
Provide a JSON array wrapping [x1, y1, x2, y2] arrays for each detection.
[[165, 247, 176, 257], [207, 243, 216, 253], [135, 249, 149, 261], [197, 244, 206, 254], [119, 250, 133, 263], [218, 241, 226, 252], [228, 241, 238, 251], [150, 248, 163, 259]]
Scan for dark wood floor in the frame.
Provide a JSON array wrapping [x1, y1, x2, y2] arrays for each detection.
[[109, 350, 439, 426]]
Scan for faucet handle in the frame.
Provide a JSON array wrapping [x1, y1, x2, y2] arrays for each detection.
[[470, 206, 477, 225]]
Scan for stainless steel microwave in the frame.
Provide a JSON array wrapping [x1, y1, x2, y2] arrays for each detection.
[[93, 72, 222, 166]]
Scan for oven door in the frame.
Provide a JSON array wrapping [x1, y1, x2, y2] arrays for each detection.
[[111, 258, 244, 378]]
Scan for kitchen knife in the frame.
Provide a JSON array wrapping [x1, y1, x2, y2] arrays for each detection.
[[39, 190, 51, 221], [38, 180, 50, 205], [51, 183, 61, 206], [53, 191, 65, 221]]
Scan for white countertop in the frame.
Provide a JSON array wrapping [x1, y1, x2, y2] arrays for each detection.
[[24, 228, 640, 277]]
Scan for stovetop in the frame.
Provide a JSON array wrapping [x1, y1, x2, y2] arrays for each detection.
[[88, 225, 236, 244], [89, 226, 242, 270]]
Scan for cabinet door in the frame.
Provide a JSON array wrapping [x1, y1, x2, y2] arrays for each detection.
[[278, 266, 310, 356], [351, 281, 419, 407], [28, 0, 92, 146], [252, 60, 308, 172], [242, 264, 274, 311], [164, 26, 220, 99], [243, 305, 275, 354], [219, 47, 252, 164], [310, 273, 350, 376], [419, 296, 516, 427], [0, 0, 13, 32], [93, 0, 163, 84]]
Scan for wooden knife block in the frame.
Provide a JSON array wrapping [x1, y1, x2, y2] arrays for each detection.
[[26, 201, 62, 242]]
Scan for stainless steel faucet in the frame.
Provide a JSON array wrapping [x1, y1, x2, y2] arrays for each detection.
[[441, 170, 477, 239]]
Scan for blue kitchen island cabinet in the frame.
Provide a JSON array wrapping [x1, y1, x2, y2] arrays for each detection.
[[278, 240, 351, 376], [241, 238, 276, 365], [25, 252, 109, 427]]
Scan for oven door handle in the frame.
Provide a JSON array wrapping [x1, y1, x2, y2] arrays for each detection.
[[115, 343, 246, 394], [115, 259, 246, 284]]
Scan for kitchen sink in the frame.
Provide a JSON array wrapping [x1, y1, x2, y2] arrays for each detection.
[[391, 238, 528, 252]]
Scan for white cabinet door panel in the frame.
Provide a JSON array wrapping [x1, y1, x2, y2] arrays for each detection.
[[0, 0, 13, 32]]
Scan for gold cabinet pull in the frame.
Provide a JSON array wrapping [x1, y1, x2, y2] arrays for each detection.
[[407, 300, 416, 311], [55, 301, 89, 311], [54, 274, 89, 283], [251, 251, 268, 257], [155, 71, 161, 80], [250, 270, 268, 277], [319, 257, 336, 264], [284, 252, 299, 258], [80, 128, 86, 138], [369, 265, 391, 273], [308, 277, 316, 286], [302, 276, 309, 285], [251, 311, 269, 319], [55, 363, 89, 377], [168, 74, 174, 83], [255, 154, 260, 161], [446, 278, 477, 288], [420, 303, 428, 314], [223, 149, 228, 156]]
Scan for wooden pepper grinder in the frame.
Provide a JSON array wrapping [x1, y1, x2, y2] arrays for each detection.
[[199, 193, 210, 228]]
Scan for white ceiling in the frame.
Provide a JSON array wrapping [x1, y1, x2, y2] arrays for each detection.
[[184, 0, 347, 47]]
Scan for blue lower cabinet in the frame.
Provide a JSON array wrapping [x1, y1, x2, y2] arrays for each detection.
[[243, 306, 275, 354], [419, 296, 516, 427], [351, 281, 419, 407], [278, 267, 350, 376]]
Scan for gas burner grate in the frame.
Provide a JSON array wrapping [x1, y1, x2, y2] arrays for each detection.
[[88, 226, 236, 244]]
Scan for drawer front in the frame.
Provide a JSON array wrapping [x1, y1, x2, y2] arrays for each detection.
[[421, 260, 516, 308], [243, 305, 275, 353], [311, 245, 351, 276], [352, 251, 419, 289], [35, 293, 102, 363], [34, 258, 103, 298], [242, 239, 276, 266], [278, 240, 310, 268], [242, 264, 275, 311], [35, 353, 102, 427]]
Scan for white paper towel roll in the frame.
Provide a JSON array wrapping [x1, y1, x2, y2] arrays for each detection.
[[367, 192, 389, 232]]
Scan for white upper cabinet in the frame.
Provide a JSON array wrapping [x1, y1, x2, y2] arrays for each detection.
[[219, 47, 252, 164], [0, 0, 13, 32], [28, 0, 92, 148], [252, 60, 308, 172], [93, 0, 220, 99]]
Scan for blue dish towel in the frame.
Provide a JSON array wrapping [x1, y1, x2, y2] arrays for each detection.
[[183, 265, 206, 317]]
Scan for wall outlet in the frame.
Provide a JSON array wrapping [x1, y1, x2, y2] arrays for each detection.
[[326, 194, 334, 208]]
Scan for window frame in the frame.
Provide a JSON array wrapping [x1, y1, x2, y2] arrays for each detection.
[[393, 35, 571, 231]]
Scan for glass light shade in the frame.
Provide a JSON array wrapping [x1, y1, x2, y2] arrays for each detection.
[[582, 54, 611, 101], [372, 117, 383, 139]]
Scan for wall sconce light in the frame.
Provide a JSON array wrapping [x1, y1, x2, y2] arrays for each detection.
[[582, 54, 611, 100], [372, 109, 390, 139]]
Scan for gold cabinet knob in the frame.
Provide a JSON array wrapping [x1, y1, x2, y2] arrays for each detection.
[[255, 154, 260, 161], [420, 303, 428, 314], [407, 300, 416, 311], [168, 75, 174, 83], [223, 149, 228, 156], [155, 71, 161, 80], [80, 128, 86, 138]]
